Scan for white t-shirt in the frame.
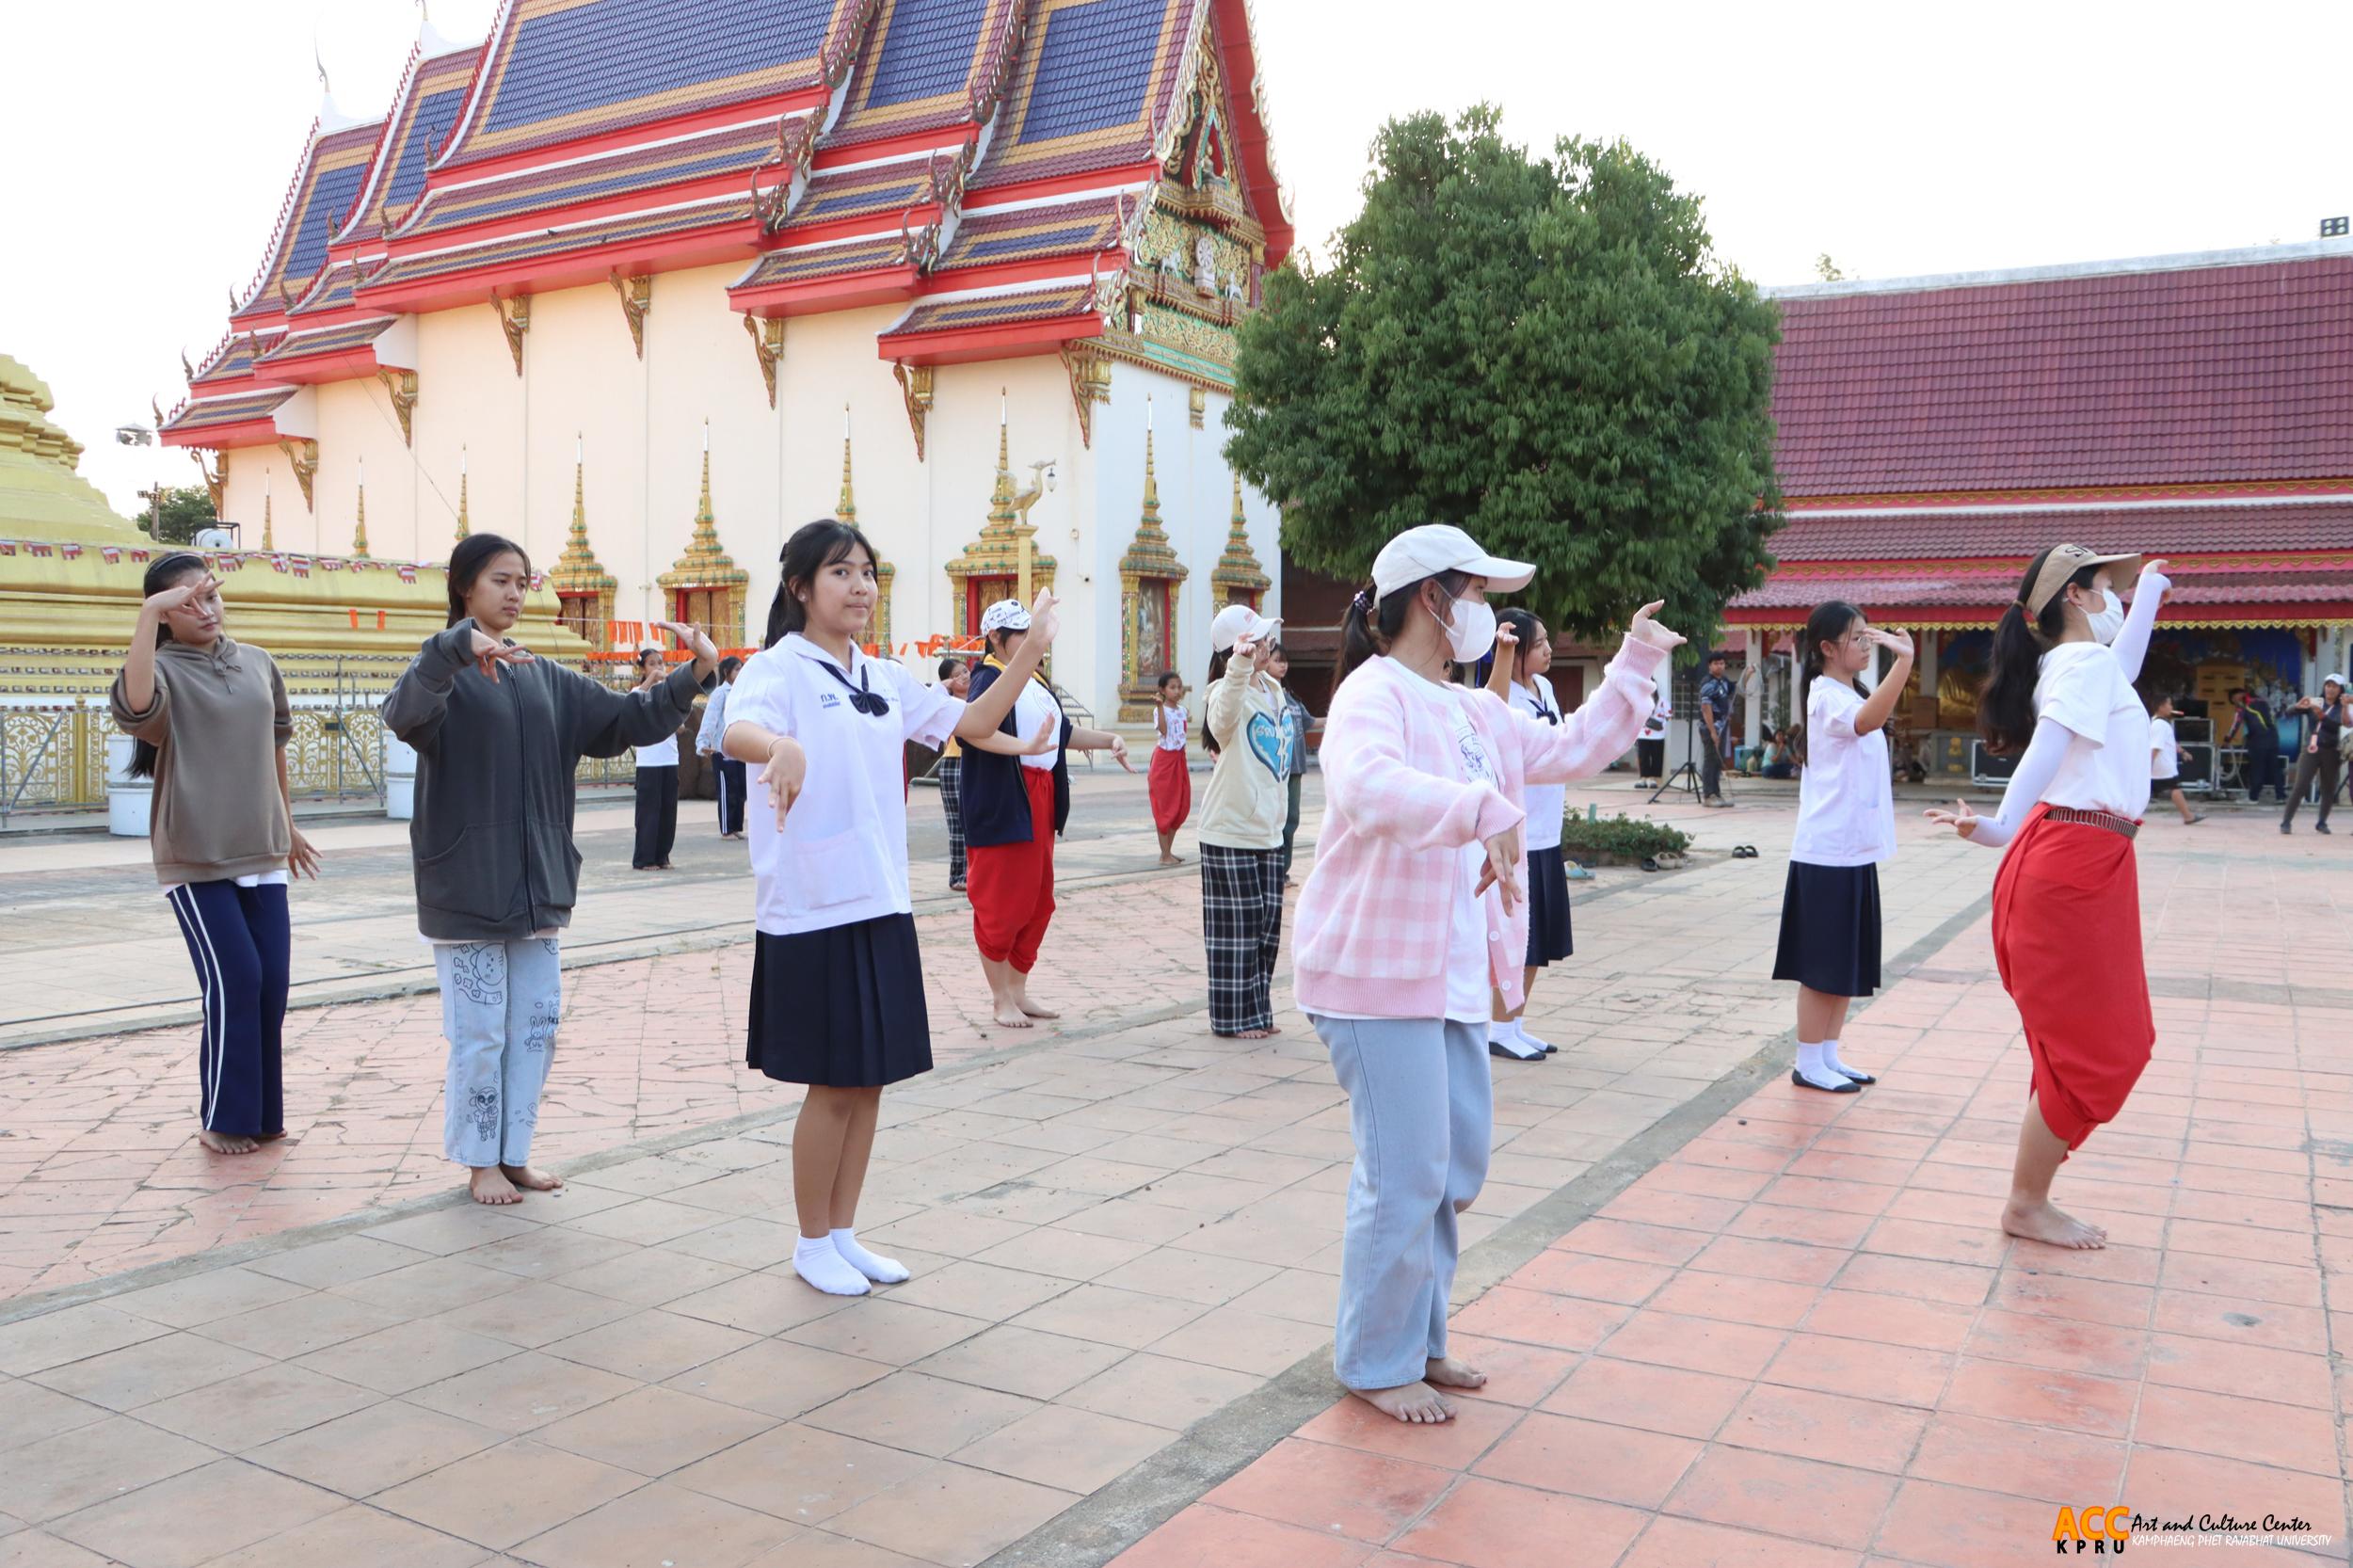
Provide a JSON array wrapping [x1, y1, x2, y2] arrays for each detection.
[[1156, 704, 1189, 751], [2036, 642, 2153, 818], [1510, 680, 1565, 852], [1399, 673, 1497, 1023], [727, 634, 962, 936], [2150, 716, 2179, 781], [996, 665, 1064, 772], [635, 731, 680, 767], [163, 870, 290, 896], [1789, 678, 1895, 868], [1641, 688, 1671, 738]]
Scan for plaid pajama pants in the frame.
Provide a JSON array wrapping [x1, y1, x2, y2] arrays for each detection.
[[938, 756, 968, 888], [1201, 842, 1285, 1035]]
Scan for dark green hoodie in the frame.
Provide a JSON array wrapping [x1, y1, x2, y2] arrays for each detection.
[[383, 620, 710, 941]]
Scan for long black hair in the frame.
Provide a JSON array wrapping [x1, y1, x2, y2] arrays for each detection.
[[765, 518, 877, 648], [1788, 600, 1864, 769], [1979, 547, 2096, 754], [1337, 569, 1470, 682], [446, 533, 534, 627], [126, 552, 211, 780], [1496, 608, 1542, 685], [1200, 647, 1234, 753]]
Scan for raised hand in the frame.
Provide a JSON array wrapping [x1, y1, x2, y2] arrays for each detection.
[[287, 828, 322, 880], [1022, 714, 1059, 756], [1924, 799, 1978, 840], [468, 628, 536, 683], [1869, 627, 1916, 659], [760, 737, 806, 829], [1107, 733, 1135, 773], [142, 575, 220, 617], [652, 620, 719, 672], [1028, 589, 1063, 648], [1626, 601, 1685, 652]]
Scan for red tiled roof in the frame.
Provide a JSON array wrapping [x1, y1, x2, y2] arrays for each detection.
[[1732, 558, 2353, 617], [1770, 252, 2353, 498], [1769, 501, 2353, 563]]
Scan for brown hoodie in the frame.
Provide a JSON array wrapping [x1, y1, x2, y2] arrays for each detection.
[[110, 635, 293, 884]]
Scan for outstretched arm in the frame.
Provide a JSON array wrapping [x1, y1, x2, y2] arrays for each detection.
[[1928, 716, 2072, 850], [2110, 560, 2171, 684]]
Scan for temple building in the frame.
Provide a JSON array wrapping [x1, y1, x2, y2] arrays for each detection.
[[1722, 239, 2353, 767], [159, 0, 1293, 723]]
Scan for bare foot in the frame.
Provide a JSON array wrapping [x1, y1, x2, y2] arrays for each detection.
[[2002, 1198, 2105, 1249], [1159, 855, 1184, 867], [1016, 997, 1061, 1020], [1235, 1028, 1275, 1040], [992, 1003, 1035, 1029], [197, 1129, 260, 1155], [502, 1164, 563, 1192], [1354, 1380, 1454, 1423], [1425, 1354, 1487, 1391], [469, 1167, 521, 1206]]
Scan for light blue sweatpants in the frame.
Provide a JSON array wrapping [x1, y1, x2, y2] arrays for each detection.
[[1313, 1016, 1493, 1390], [436, 937, 563, 1168]]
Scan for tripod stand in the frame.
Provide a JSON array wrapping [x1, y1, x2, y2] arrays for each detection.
[[1648, 706, 1710, 806]]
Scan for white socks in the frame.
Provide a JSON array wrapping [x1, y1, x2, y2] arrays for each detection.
[[1488, 1022, 1545, 1061], [1820, 1039, 1866, 1080], [1793, 1042, 1849, 1091], [1515, 1021, 1554, 1054], [793, 1235, 871, 1296], [830, 1228, 909, 1284]]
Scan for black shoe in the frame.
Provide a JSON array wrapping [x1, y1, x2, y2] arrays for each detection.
[[1791, 1068, 1861, 1094], [2281, 822, 2293, 834], [2319, 824, 2333, 834], [1490, 1036, 1546, 1062], [1837, 1068, 1877, 1085]]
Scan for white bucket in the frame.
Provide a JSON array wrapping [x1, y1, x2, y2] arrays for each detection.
[[106, 733, 152, 838], [385, 735, 418, 821]]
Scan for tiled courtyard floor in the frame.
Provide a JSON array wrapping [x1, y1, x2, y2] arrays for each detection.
[[0, 778, 2344, 1568]]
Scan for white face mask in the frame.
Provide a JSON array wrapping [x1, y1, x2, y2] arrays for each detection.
[[2080, 586, 2125, 646], [1438, 593, 1498, 664]]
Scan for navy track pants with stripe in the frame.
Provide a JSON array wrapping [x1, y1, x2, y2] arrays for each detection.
[[166, 881, 290, 1137]]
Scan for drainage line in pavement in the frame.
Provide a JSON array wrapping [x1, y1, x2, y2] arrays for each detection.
[[979, 885, 2000, 1568]]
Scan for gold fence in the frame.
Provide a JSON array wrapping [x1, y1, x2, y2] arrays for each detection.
[[0, 659, 647, 824]]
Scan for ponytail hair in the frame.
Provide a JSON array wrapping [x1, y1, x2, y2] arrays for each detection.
[[1978, 547, 2092, 754], [126, 552, 211, 780], [765, 518, 876, 648], [1787, 600, 1863, 769], [1337, 569, 1469, 682]]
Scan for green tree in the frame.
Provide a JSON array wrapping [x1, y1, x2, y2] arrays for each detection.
[[1225, 106, 1783, 647], [132, 484, 216, 546]]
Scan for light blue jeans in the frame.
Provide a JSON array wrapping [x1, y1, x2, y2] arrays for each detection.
[[436, 937, 563, 1168], [1313, 1016, 1492, 1390]]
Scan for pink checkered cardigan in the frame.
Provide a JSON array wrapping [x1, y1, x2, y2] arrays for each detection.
[[1293, 637, 1670, 1018]]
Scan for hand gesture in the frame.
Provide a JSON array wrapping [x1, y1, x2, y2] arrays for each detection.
[[651, 620, 716, 662], [468, 629, 536, 683], [1474, 823, 1525, 914], [1868, 627, 1915, 659], [1028, 589, 1063, 648], [1626, 601, 1685, 653], [1021, 714, 1059, 756], [760, 738, 805, 829], [287, 828, 322, 880], [1107, 733, 1135, 773], [1924, 799, 1978, 840], [143, 574, 219, 617]]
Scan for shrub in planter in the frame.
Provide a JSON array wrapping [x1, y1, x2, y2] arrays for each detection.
[[1556, 812, 1692, 866]]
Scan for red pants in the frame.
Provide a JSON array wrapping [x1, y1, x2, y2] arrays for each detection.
[[968, 765, 1056, 973], [1148, 745, 1192, 836], [1990, 806, 2155, 1149]]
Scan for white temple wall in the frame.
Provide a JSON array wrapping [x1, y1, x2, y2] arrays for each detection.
[[412, 299, 522, 555]]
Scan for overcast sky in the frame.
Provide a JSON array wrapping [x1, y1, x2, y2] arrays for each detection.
[[11, 0, 2349, 520]]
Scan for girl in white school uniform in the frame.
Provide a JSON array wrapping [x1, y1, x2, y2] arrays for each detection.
[[1774, 600, 1913, 1092], [1295, 524, 1681, 1425], [1482, 608, 1568, 1062], [723, 519, 1059, 1296]]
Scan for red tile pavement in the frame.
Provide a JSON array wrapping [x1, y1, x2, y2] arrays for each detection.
[[1109, 894, 2353, 1568]]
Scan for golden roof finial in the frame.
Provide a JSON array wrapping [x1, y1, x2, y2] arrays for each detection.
[[1143, 394, 1160, 516], [988, 389, 1016, 526], [1213, 467, 1271, 601], [350, 456, 370, 558], [456, 444, 470, 539], [837, 404, 856, 522], [262, 471, 274, 552], [552, 434, 616, 594]]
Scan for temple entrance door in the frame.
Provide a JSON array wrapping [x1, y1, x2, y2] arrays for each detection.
[[671, 586, 729, 648], [966, 574, 1016, 637], [556, 594, 600, 648], [1137, 578, 1175, 681]]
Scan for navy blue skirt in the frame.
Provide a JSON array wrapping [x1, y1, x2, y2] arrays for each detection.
[[1524, 845, 1575, 968], [1772, 861, 1882, 998], [748, 913, 934, 1088]]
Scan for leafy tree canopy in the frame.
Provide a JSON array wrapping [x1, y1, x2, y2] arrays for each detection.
[[132, 484, 216, 547], [1225, 106, 1783, 649]]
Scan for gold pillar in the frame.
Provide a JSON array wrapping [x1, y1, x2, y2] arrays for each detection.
[[1117, 398, 1189, 721]]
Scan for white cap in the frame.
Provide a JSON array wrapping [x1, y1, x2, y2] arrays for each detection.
[[2326, 673, 2347, 689], [1210, 603, 1281, 653], [979, 599, 1031, 636], [1370, 523, 1534, 600]]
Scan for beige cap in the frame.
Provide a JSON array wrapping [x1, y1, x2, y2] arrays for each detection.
[[2022, 544, 2143, 617]]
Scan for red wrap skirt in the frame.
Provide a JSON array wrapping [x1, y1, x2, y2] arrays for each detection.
[[1148, 745, 1192, 836], [1989, 805, 2155, 1149]]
